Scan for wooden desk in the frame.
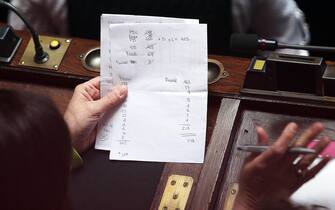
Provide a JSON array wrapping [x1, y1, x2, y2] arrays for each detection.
[[10, 27, 328, 210], [0, 28, 251, 210]]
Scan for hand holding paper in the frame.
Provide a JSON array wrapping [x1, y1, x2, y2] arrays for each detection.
[[96, 14, 208, 163]]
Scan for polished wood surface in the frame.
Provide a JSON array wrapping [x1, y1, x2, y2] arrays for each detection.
[[2, 25, 335, 210], [1, 28, 250, 95], [8, 30, 99, 79], [0, 27, 251, 210]]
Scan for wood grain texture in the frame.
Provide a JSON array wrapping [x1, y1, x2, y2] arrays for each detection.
[[189, 98, 240, 210], [215, 100, 335, 210], [150, 98, 241, 210]]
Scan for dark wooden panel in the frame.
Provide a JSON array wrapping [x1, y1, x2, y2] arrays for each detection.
[[0, 26, 252, 210], [1, 27, 250, 95], [208, 55, 249, 95], [214, 99, 335, 210], [190, 98, 240, 210], [150, 98, 240, 210], [8, 30, 99, 79], [149, 96, 223, 210], [0, 73, 226, 210], [0, 79, 73, 114], [69, 150, 164, 210]]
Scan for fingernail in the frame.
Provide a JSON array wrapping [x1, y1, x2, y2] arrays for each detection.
[[289, 122, 298, 132], [118, 85, 128, 98], [314, 122, 324, 131]]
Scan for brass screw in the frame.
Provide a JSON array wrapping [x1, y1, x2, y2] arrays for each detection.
[[170, 180, 176, 185], [79, 54, 84, 59], [53, 64, 58, 69], [183, 182, 189, 187], [65, 39, 71, 43], [173, 194, 178, 199], [20, 61, 25, 65]]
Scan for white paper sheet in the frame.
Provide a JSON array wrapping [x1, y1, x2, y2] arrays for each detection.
[[97, 14, 200, 151], [100, 15, 199, 96], [96, 15, 208, 163], [291, 159, 335, 209]]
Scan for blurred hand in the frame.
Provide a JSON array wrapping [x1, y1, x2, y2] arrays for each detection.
[[234, 122, 331, 210], [64, 77, 127, 153]]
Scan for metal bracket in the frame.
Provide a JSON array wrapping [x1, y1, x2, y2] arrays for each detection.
[[19, 35, 71, 71], [159, 175, 194, 210]]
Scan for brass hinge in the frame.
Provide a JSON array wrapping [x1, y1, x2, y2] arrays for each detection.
[[223, 183, 239, 210], [158, 175, 194, 210]]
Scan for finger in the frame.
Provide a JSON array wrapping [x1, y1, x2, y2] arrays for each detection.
[[74, 77, 101, 99], [303, 156, 330, 182], [274, 122, 298, 149], [293, 122, 324, 147], [253, 122, 297, 166], [92, 85, 128, 114], [297, 137, 330, 171], [85, 76, 101, 90], [85, 77, 101, 96], [286, 123, 325, 164], [86, 86, 100, 100], [256, 126, 269, 145], [244, 126, 269, 163]]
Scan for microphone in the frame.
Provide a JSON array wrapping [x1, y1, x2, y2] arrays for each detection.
[[0, 0, 49, 63], [230, 33, 335, 53]]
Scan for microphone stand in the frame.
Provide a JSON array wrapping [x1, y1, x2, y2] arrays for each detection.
[[0, 0, 49, 63], [278, 43, 335, 53]]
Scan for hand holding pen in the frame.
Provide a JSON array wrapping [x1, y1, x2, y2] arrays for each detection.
[[234, 122, 331, 210]]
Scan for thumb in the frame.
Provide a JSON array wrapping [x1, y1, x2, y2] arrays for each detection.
[[92, 85, 128, 114]]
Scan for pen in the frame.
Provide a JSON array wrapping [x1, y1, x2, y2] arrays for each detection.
[[237, 145, 316, 154]]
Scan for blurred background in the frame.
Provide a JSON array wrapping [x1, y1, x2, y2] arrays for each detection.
[[294, 1, 334, 58], [0, 0, 8, 22], [1, 0, 334, 57]]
